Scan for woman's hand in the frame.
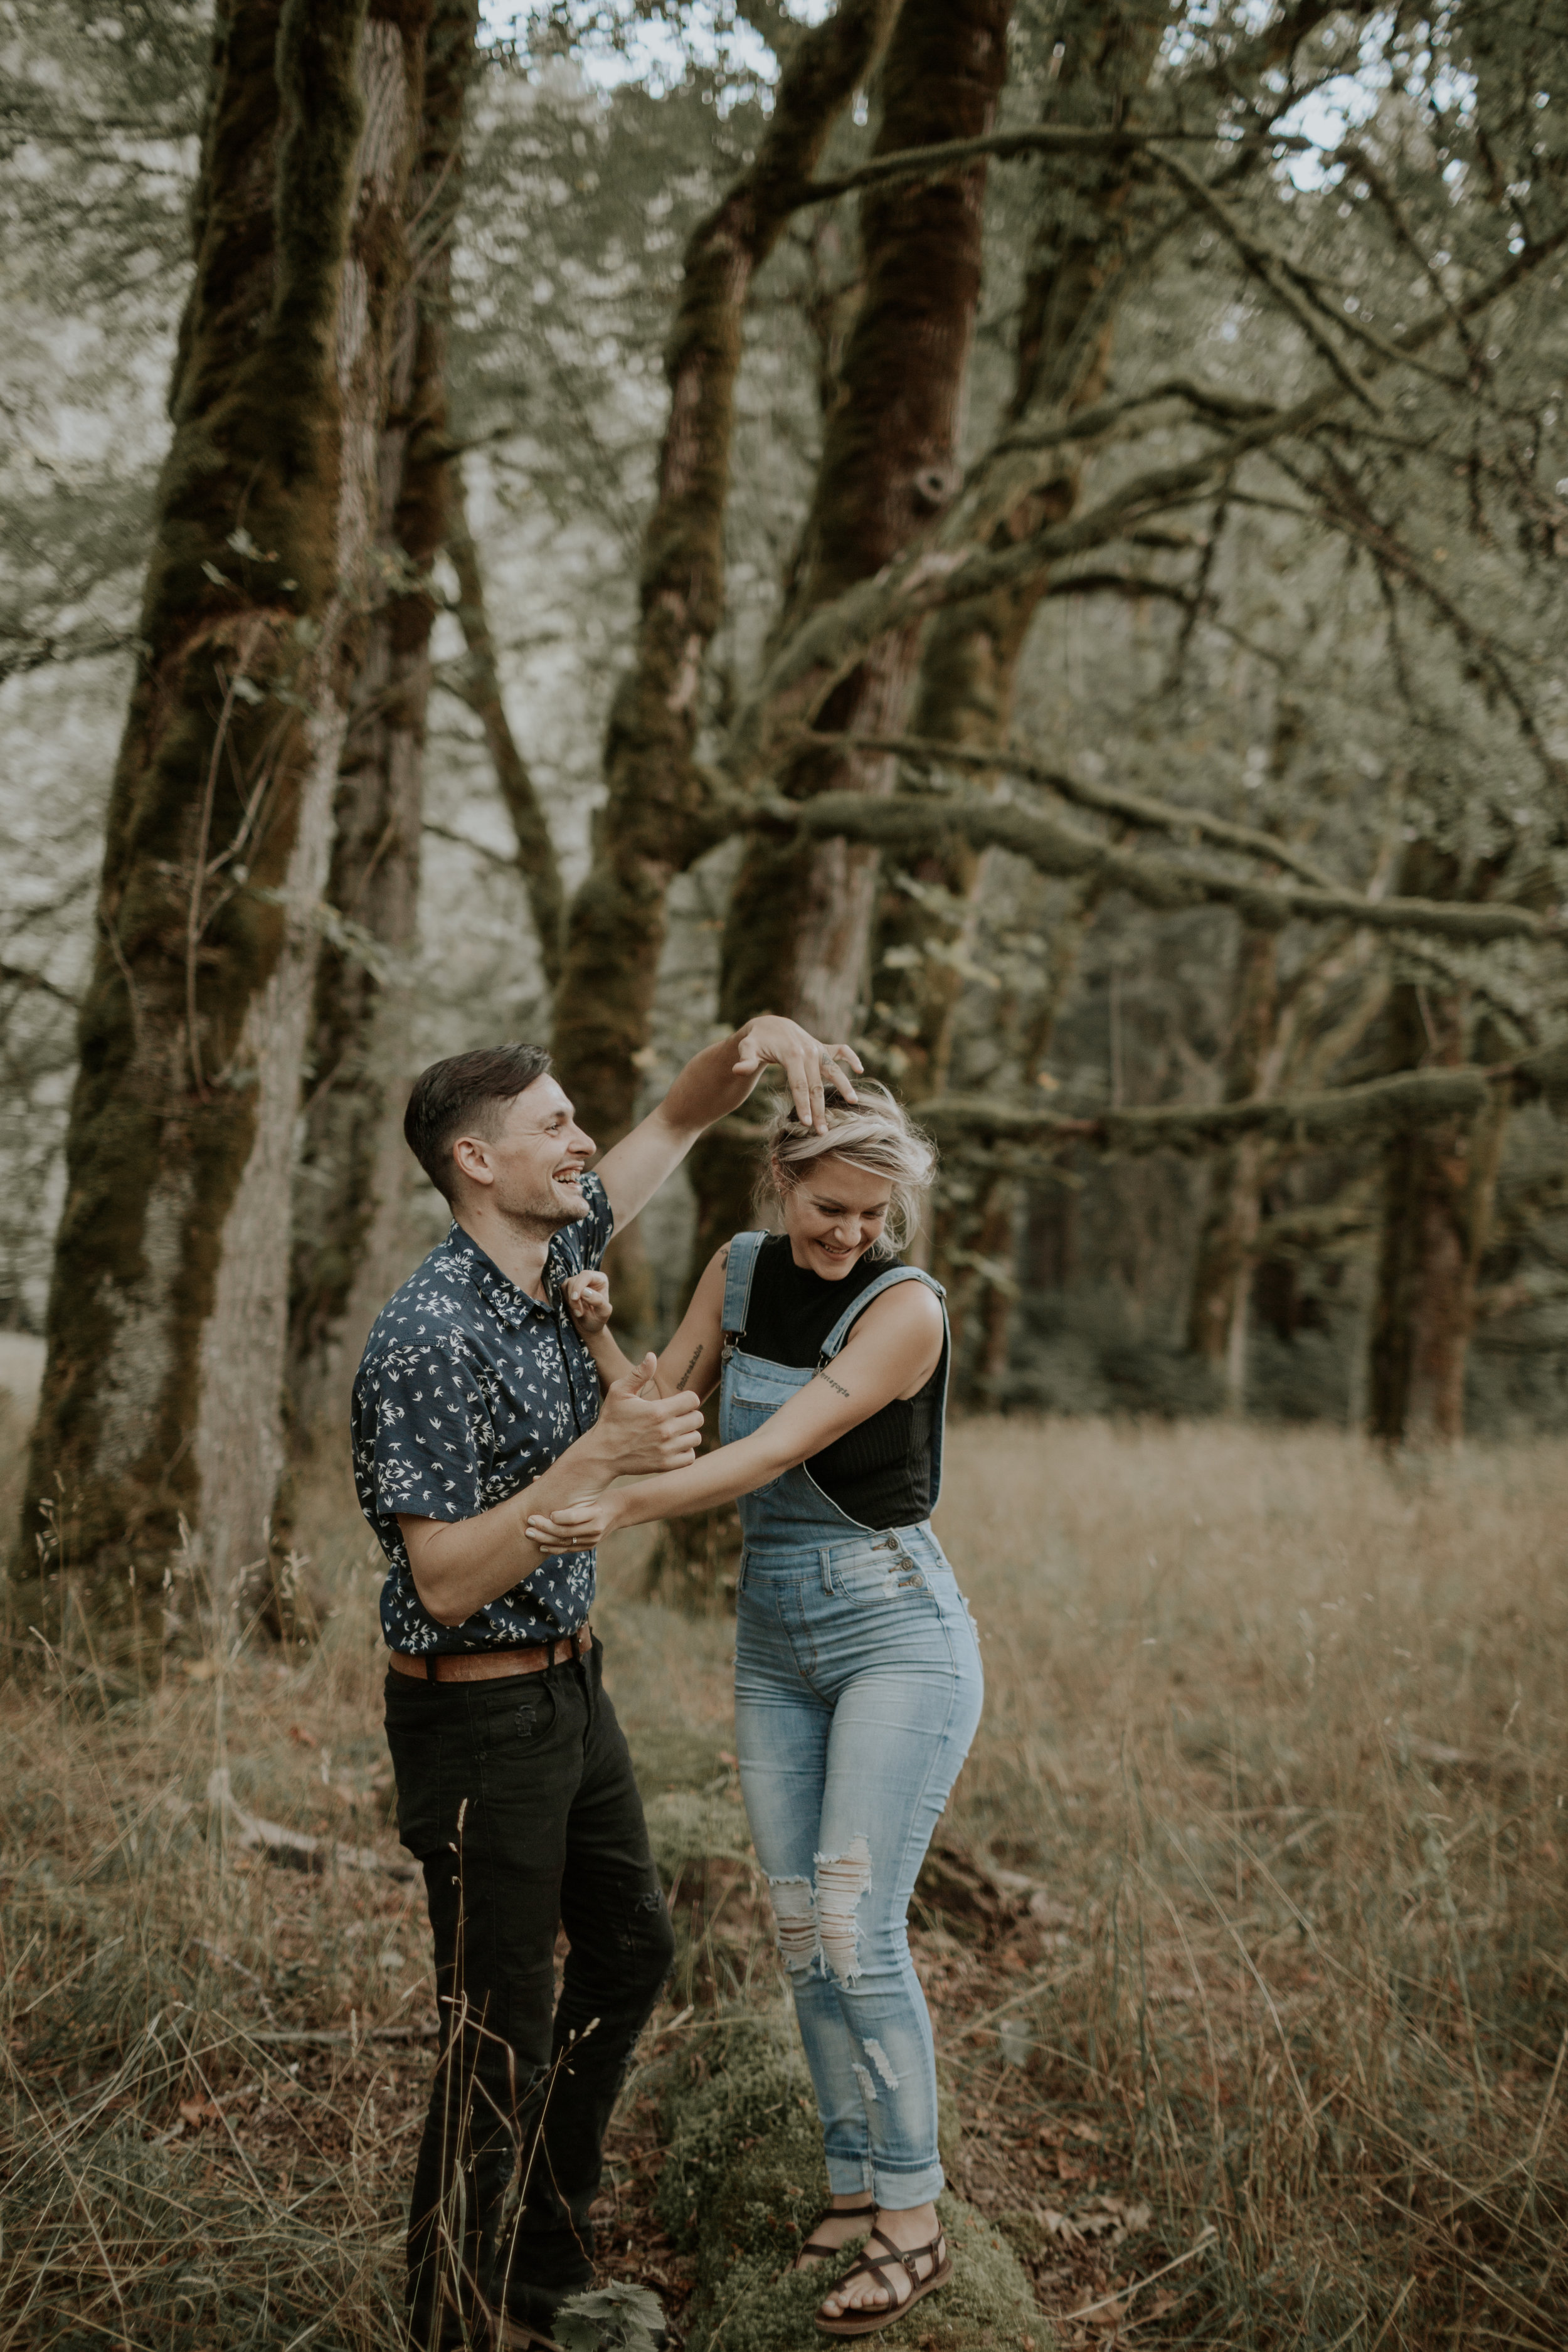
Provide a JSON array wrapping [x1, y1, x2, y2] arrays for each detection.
[[526, 1491, 624, 1553], [562, 1269, 613, 1340]]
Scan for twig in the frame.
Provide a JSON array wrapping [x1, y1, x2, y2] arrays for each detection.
[[206, 1766, 418, 1882], [1062, 2224, 1217, 2323]]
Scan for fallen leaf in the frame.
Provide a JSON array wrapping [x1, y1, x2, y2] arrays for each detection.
[[177, 2098, 222, 2127], [289, 1724, 320, 1749]]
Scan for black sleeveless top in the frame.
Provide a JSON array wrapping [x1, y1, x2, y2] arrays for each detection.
[[740, 1235, 943, 1530]]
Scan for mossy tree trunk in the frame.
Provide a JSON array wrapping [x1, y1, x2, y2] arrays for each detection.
[[544, 0, 899, 1339], [1367, 866, 1510, 1447], [18, 0, 435, 1627], [447, 473, 566, 988], [1184, 924, 1278, 1407], [287, 0, 475, 1454], [882, 0, 1170, 1382], [691, 0, 1015, 1269]]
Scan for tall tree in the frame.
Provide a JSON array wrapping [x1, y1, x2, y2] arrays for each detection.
[[18, 0, 436, 1622], [688, 0, 1015, 1267], [287, 0, 477, 1442]]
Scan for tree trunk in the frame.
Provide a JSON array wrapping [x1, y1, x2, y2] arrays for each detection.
[[287, 0, 474, 1458], [543, 0, 898, 1343], [691, 0, 1014, 1267], [879, 0, 1172, 1380], [548, 0, 901, 1148], [1184, 924, 1278, 1407], [447, 475, 566, 987], [18, 0, 434, 1628], [1367, 977, 1508, 1448]]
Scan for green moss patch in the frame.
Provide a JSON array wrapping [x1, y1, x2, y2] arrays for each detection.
[[654, 2013, 1047, 2352]]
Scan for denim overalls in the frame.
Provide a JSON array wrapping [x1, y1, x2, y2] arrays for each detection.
[[719, 1232, 984, 2210]]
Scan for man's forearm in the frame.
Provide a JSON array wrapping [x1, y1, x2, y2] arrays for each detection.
[[405, 1428, 615, 1626], [654, 1024, 761, 1138]]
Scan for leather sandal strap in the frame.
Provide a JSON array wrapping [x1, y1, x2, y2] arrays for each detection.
[[800, 2199, 875, 2258], [829, 2226, 944, 2311]]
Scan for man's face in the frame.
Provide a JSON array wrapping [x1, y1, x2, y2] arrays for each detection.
[[451, 1076, 596, 1233]]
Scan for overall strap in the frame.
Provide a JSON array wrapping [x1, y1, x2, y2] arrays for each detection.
[[720, 1230, 769, 1355], [818, 1264, 948, 1363], [818, 1264, 951, 1512]]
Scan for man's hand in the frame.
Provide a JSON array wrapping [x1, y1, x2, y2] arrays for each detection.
[[593, 1011, 863, 1231], [593, 1359, 704, 1475], [731, 1015, 862, 1135]]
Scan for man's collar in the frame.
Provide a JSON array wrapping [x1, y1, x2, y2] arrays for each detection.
[[443, 1222, 552, 1325]]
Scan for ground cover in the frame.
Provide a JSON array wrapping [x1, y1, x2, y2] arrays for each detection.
[[2, 1406, 1565, 2349]]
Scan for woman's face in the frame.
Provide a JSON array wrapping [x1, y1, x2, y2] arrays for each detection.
[[777, 1153, 895, 1278]]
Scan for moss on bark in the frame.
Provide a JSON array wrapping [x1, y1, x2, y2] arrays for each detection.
[[1366, 856, 1512, 1448], [286, 0, 475, 1456], [18, 0, 434, 1621], [548, 0, 903, 1157]]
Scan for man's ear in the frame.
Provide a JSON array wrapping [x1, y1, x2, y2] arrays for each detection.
[[451, 1134, 495, 1191]]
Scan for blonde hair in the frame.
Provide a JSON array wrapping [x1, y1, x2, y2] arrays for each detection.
[[757, 1078, 938, 1258]]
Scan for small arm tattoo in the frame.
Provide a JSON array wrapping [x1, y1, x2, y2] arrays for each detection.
[[676, 1343, 704, 1387], [815, 1367, 850, 1399]]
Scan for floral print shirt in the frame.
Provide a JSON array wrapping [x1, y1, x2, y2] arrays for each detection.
[[351, 1176, 613, 1654]]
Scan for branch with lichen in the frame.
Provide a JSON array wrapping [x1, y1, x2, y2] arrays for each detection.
[[918, 1043, 1568, 1161], [741, 781, 1552, 946]]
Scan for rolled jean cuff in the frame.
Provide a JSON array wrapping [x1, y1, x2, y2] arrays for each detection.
[[872, 2162, 945, 2209], [825, 2153, 873, 2196]]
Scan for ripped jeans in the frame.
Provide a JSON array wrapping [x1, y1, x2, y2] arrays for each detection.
[[734, 1522, 983, 2209]]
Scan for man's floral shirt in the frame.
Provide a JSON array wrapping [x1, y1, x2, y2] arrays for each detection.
[[352, 1177, 613, 1654]]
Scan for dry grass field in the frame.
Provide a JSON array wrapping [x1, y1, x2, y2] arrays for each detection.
[[2, 1399, 1565, 2350]]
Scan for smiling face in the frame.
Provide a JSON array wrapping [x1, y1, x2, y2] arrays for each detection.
[[450, 1074, 596, 1234], [776, 1152, 896, 1279]]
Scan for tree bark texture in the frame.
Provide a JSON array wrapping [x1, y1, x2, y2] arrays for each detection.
[[19, 0, 434, 1616], [1367, 943, 1508, 1448], [548, 0, 903, 1157], [687, 0, 1013, 1283], [870, 0, 1172, 1116], [447, 474, 566, 987], [1184, 923, 1278, 1406], [718, 0, 1013, 1042], [286, 0, 475, 1454]]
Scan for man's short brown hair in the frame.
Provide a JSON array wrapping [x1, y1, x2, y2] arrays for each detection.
[[403, 1043, 553, 1202]]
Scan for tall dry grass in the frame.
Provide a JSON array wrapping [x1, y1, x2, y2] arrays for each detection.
[[939, 1419, 1568, 2346], [1, 1401, 1564, 2347]]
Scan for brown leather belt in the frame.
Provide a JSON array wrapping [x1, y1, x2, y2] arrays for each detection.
[[388, 1624, 593, 1683]]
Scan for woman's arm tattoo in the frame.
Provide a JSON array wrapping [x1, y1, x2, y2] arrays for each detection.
[[676, 1342, 704, 1388], [814, 1367, 851, 1400]]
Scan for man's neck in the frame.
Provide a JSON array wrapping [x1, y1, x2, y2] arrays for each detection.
[[453, 1205, 554, 1300]]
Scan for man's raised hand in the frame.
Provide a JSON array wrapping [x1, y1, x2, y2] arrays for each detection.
[[731, 1015, 863, 1136], [593, 1358, 703, 1475]]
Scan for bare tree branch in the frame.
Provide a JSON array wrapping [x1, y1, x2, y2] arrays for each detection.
[[743, 779, 1552, 944], [921, 1044, 1568, 1160], [808, 729, 1340, 888], [723, 221, 1568, 783]]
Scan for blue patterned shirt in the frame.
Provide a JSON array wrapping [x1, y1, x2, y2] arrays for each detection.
[[351, 1175, 613, 1654]]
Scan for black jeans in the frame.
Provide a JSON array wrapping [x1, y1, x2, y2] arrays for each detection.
[[384, 1643, 675, 2349]]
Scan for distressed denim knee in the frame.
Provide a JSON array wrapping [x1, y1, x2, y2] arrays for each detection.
[[736, 1529, 983, 2209]]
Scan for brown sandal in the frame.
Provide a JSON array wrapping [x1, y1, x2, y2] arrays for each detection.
[[815, 2222, 951, 2337], [797, 2197, 876, 2264]]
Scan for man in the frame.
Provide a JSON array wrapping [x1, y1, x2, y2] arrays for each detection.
[[352, 1016, 861, 2351]]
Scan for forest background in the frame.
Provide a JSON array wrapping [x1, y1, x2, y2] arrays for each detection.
[[4, 0, 1568, 1623], [3, 5, 1568, 2349]]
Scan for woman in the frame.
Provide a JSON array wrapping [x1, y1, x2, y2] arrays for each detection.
[[526, 1081, 983, 2338]]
